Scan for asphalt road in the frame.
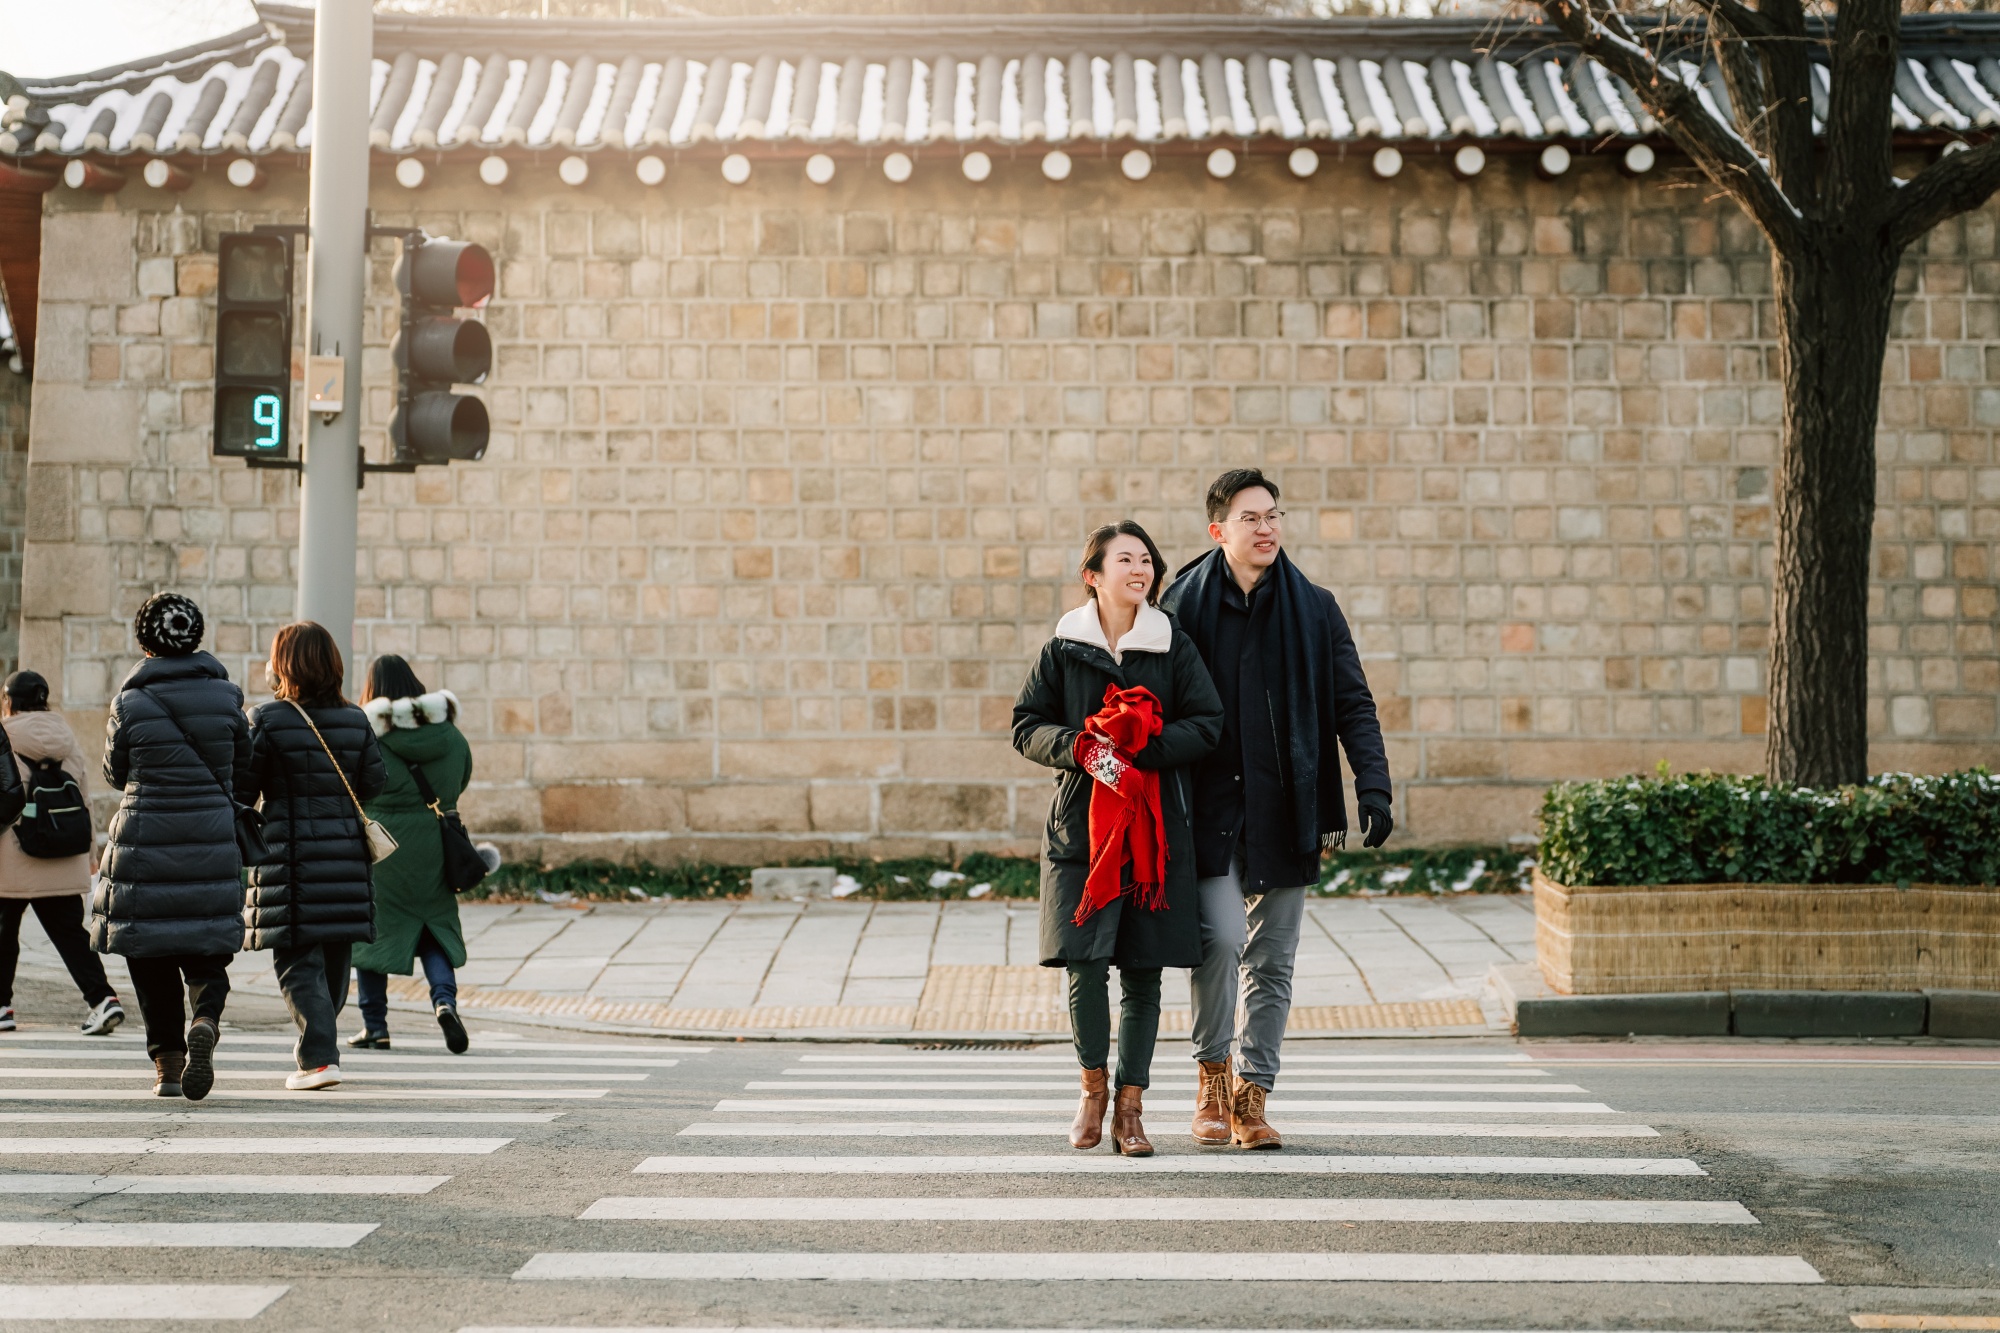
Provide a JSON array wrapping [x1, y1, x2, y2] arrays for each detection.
[[3, 967, 1999, 1331]]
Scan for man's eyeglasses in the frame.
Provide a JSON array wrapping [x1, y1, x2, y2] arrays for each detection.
[[1225, 510, 1285, 531]]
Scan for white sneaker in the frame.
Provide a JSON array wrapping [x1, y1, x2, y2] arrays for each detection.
[[80, 997, 125, 1036], [285, 1064, 341, 1091], [0, 1007, 14, 1032]]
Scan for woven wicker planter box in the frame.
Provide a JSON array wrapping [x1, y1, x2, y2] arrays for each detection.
[[1533, 869, 2000, 996]]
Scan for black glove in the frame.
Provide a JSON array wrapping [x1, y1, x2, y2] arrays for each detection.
[[1359, 800, 1394, 849]]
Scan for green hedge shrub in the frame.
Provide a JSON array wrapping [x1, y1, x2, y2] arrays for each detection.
[[1537, 767, 2000, 887]]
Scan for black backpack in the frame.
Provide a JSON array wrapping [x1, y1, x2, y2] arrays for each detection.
[[13, 756, 91, 859]]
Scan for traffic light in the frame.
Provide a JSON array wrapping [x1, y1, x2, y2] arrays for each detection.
[[212, 231, 294, 460], [390, 234, 494, 465]]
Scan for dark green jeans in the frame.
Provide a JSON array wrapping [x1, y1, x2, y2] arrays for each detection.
[[1066, 960, 1162, 1089]]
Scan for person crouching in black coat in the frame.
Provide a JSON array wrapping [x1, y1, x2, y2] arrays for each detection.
[[1012, 522, 1222, 1157], [242, 622, 384, 1092], [94, 592, 251, 1100]]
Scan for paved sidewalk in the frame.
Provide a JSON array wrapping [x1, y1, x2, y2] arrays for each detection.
[[12, 894, 1534, 1040]]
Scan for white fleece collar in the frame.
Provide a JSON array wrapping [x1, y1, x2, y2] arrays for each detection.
[[1054, 600, 1173, 665], [363, 689, 459, 737]]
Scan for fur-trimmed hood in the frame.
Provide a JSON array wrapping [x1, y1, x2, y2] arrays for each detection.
[[363, 689, 459, 737]]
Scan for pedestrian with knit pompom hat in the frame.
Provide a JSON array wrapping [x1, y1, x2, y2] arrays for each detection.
[[94, 593, 250, 1100]]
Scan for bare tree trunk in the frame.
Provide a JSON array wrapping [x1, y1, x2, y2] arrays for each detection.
[[1766, 239, 1898, 788]]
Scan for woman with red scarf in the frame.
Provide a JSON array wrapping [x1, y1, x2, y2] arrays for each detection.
[[1012, 522, 1222, 1155]]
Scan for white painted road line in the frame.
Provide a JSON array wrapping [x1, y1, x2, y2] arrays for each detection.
[[0, 1283, 289, 1320], [510, 1251, 1821, 1283], [0, 1173, 449, 1194], [0, 1222, 379, 1247], [746, 1081, 1593, 1094], [0, 1088, 608, 1101], [633, 1155, 1704, 1176], [676, 1121, 1662, 1139], [0, 1104, 556, 1112], [0, 1068, 644, 1082], [0, 1034, 704, 1054], [0, 1137, 510, 1154], [713, 1099, 1617, 1114], [791, 1054, 1535, 1065], [782, 1068, 1555, 1079], [580, 1197, 1758, 1224], [0, 1052, 679, 1069]]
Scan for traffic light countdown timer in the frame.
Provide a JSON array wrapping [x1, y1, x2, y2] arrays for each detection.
[[212, 232, 293, 460], [210, 227, 496, 469]]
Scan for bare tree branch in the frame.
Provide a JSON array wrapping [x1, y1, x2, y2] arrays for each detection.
[[1541, 0, 1805, 248], [1757, 0, 1820, 208], [1683, 0, 1775, 43], [1888, 137, 2000, 250]]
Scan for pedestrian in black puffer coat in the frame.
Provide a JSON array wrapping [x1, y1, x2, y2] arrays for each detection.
[[94, 592, 250, 1102], [241, 621, 384, 1092]]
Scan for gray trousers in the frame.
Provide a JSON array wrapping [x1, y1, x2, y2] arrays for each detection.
[[1189, 857, 1308, 1091], [273, 942, 351, 1072]]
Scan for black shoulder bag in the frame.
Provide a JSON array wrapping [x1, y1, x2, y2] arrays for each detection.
[[137, 687, 268, 866], [396, 753, 488, 893]]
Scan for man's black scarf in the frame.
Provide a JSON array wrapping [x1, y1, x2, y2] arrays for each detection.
[[1167, 547, 1356, 856]]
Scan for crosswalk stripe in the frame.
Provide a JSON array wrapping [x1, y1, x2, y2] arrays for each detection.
[[713, 1098, 1617, 1114], [578, 1197, 1758, 1224], [0, 1088, 608, 1101], [0, 1069, 643, 1082], [509, 1251, 1822, 1283], [791, 1054, 1536, 1065], [0, 1222, 378, 1247], [0, 1034, 703, 1054], [0, 1283, 289, 1320], [0, 1104, 556, 1112], [784, 1064, 1560, 1072], [746, 1081, 1593, 1093], [0, 1173, 449, 1194], [675, 1121, 1662, 1139], [0, 1052, 680, 1068], [632, 1155, 1704, 1176], [0, 1137, 510, 1154], [458, 1327, 1726, 1333]]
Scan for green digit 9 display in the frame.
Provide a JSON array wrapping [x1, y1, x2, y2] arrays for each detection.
[[216, 385, 287, 454]]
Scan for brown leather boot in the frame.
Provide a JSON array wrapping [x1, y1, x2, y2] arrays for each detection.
[[1230, 1074, 1283, 1150], [152, 1053, 186, 1098], [1111, 1084, 1153, 1157], [1070, 1067, 1109, 1149], [1191, 1060, 1232, 1145]]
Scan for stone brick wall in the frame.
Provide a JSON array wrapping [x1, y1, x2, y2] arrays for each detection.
[[0, 361, 26, 674], [16, 151, 1999, 862]]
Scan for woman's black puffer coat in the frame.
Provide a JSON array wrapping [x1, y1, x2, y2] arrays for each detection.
[[93, 652, 252, 958], [239, 699, 386, 952]]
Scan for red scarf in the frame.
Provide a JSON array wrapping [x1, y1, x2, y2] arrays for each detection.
[[1073, 684, 1170, 926]]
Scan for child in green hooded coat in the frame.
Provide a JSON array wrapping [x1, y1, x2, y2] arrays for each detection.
[[348, 657, 474, 1053]]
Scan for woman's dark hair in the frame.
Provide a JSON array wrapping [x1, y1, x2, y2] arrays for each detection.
[[3, 670, 49, 712], [1078, 521, 1166, 606], [267, 621, 346, 706], [360, 655, 428, 705]]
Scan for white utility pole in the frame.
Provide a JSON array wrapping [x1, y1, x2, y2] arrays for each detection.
[[296, 0, 372, 663]]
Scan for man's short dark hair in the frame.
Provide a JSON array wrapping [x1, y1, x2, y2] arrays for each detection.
[[1206, 468, 1281, 524]]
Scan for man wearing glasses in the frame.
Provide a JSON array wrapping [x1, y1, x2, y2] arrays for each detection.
[[1160, 467, 1393, 1149]]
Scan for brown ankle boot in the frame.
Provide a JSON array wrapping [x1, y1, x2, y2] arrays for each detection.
[[1070, 1067, 1109, 1149], [1112, 1085, 1153, 1157], [1191, 1060, 1232, 1145], [152, 1053, 186, 1098], [1229, 1074, 1282, 1150]]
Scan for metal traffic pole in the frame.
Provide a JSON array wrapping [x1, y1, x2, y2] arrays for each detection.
[[295, 0, 372, 662]]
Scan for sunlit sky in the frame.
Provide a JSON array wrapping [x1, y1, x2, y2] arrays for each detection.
[[1, 0, 265, 80]]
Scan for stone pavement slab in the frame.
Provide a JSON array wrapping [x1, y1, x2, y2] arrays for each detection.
[[9, 895, 1534, 1040]]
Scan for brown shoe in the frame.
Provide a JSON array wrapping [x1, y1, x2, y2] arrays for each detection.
[[1230, 1074, 1282, 1150], [1191, 1060, 1232, 1145], [1112, 1084, 1153, 1157], [152, 1053, 186, 1098], [1070, 1066, 1109, 1149]]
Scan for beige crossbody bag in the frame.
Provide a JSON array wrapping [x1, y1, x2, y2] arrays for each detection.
[[288, 701, 399, 864]]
